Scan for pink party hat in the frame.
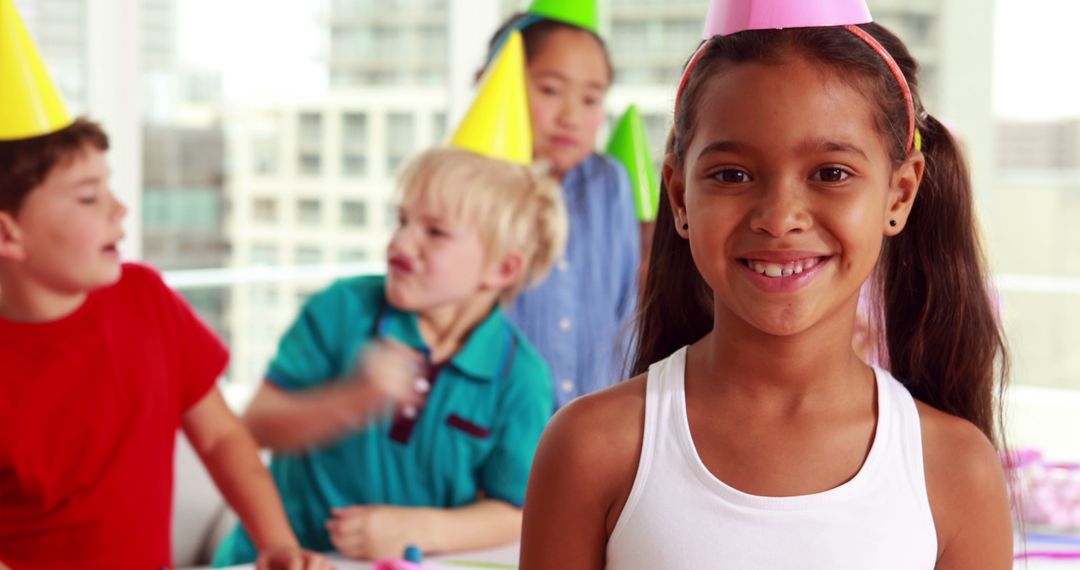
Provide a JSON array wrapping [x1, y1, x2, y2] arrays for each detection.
[[702, 0, 872, 38]]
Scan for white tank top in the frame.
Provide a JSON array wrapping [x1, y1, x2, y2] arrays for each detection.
[[606, 347, 938, 569]]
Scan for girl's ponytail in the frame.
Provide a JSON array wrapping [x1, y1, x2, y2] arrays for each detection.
[[631, 130, 713, 376], [875, 112, 1008, 442]]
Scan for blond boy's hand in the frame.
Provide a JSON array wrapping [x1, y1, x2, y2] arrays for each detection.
[[256, 546, 335, 570], [326, 505, 420, 561], [353, 340, 427, 409]]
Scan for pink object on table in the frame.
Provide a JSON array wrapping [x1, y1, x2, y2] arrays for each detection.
[[1006, 448, 1080, 531], [373, 560, 427, 570], [702, 0, 872, 38]]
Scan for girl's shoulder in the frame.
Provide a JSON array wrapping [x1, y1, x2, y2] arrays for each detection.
[[915, 400, 1003, 487], [533, 373, 647, 504], [914, 401, 1012, 564], [551, 373, 646, 444]]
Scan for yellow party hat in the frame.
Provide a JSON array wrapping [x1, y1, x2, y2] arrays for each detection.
[[0, 0, 73, 141], [449, 31, 532, 165]]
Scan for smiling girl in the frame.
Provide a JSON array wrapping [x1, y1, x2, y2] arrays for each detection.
[[519, 1, 1012, 568]]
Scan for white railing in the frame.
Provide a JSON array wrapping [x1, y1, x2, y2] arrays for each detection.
[[162, 261, 387, 289]]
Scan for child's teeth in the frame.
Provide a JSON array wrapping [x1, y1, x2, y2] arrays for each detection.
[[749, 258, 821, 278]]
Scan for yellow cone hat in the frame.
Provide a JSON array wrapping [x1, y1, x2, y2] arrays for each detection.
[[449, 31, 532, 165], [0, 0, 73, 141]]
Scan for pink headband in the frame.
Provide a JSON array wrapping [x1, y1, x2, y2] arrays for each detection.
[[675, 24, 918, 154]]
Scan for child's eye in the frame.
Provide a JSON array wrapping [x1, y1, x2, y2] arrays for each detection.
[[584, 96, 601, 107], [540, 85, 559, 96], [427, 227, 448, 238], [711, 169, 753, 184], [78, 195, 98, 205], [811, 167, 851, 183]]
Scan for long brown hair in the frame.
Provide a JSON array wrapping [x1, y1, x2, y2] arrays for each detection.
[[632, 24, 1009, 446]]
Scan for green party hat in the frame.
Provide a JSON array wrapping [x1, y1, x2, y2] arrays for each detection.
[[527, 0, 600, 34], [606, 105, 658, 222]]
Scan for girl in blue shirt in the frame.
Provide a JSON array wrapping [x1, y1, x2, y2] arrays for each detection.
[[486, 13, 642, 408]]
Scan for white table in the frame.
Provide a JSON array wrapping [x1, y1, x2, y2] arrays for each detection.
[[210, 543, 518, 570], [205, 539, 1080, 569]]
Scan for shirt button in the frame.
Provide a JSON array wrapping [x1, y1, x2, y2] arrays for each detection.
[[557, 259, 569, 272], [560, 379, 575, 394], [558, 318, 572, 332]]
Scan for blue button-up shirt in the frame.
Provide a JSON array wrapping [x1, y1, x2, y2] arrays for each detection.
[[506, 153, 641, 408]]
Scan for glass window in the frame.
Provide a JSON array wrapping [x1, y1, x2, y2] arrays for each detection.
[[298, 153, 322, 176], [342, 200, 368, 227], [251, 115, 281, 176], [297, 199, 322, 225], [432, 112, 447, 144], [387, 112, 415, 154], [299, 112, 322, 150], [339, 248, 369, 262], [252, 197, 277, 223], [342, 154, 367, 177], [343, 112, 368, 150], [295, 246, 322, 265], [251, 244, 279, 265]]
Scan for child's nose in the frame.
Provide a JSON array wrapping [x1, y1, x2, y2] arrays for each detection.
[[749, 179, 812, 237], [389, 224, 418, 252], [108, 191, 128, 220], [557, 99, 581, 127]]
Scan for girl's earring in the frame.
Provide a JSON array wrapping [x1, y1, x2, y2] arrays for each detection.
[[682, 223, 689, 231], [889, 220, 897, 228]]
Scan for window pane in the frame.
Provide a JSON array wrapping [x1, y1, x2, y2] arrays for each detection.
[[297, 199, 322, 225], [342, 200, 368, 227], [252, 197, 277, 223], [295, 246, 322, 265]]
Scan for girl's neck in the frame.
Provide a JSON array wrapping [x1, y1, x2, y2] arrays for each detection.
[[697, 299, 869, 408], [416, 291, 500, 363], [0, 273, 88, 323]]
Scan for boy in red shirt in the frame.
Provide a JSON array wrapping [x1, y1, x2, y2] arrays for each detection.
[[0, 2, 330, 567], [0, 119, 332, 570]]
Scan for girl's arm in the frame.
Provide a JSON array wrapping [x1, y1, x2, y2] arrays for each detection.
[[520, 380, 645, 570], [181, 388, 331, 569], [919, 403, 1013, 570], [325, 499, 522, 561], [245, 341, 423, 451]]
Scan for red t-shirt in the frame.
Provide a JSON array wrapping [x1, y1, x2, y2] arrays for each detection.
[[0, 263, 228, 569]]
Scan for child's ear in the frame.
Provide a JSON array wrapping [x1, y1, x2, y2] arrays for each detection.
[[885, 151, 926, 236], [662, 155, 689, 239], [0, 212, 26, 261], [482, 250, 525, 291]]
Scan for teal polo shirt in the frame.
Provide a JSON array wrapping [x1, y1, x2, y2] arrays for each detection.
[[213, 275, 554, 564]]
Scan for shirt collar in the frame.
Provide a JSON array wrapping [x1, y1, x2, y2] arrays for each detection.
[[376, 301, 512, 384]]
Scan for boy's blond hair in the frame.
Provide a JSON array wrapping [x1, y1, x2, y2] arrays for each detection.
[[397, 147, 568, 304]]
